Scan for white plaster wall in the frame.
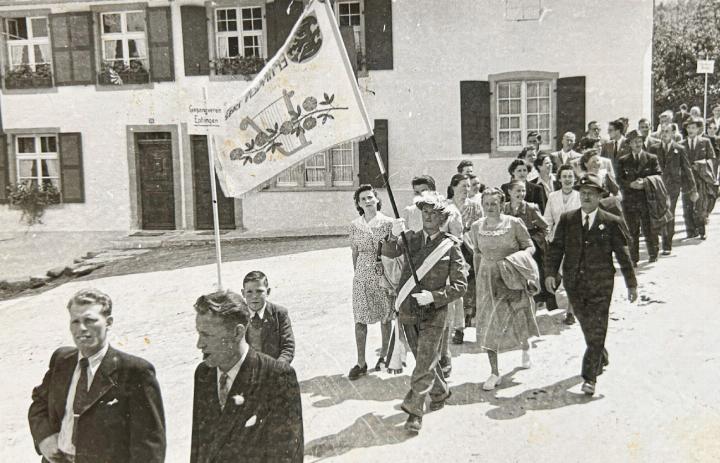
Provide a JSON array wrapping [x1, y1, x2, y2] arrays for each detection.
[[0, 0, 653, 232]]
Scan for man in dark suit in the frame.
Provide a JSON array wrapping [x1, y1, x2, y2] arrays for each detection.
[[675, 103, 691, 138], [549, 132, 582, 174], [241, 271, 295, 363], [545, 174, 638, 396], [617, 130, 663, 264], [28, 289, 166, 463], [648, 125, 698, 254], [681, 117, 716, 239], [191, 290, 303, 463], [382, 191, 467, 433], [601, 120, 630, 173]]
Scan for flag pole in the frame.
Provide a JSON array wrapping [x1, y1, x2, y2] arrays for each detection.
[[203, 87, 224, 290], [370, 135, 420, 287]]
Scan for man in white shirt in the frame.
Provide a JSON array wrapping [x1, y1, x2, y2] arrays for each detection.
[[29, 289, 166, 463]]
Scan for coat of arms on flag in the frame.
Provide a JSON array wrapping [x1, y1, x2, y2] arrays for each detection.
[[212, 0, 372, 198]]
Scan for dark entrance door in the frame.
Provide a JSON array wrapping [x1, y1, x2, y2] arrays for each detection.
[[137, 132, 175, 230], [191, 135, 236, 229]]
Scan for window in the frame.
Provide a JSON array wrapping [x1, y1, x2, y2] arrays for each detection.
[[335, 0, 365, 70], [100, 11, 149, 76], [15, 135, 60, 189], [6, 16, 50, 71], [215, 7, 264, 59], [497, 80, 551, 151], [505, 0, 542, 21], [276, 142, 356, 188]]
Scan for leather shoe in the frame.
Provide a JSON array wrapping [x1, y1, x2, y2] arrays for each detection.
[[581, 381, 596, 395], [451, 329, 464, 344], [563, 313, 576, 325], [404, 414, 422, 433], [648, 256, 658, 263], [429, 391, 451, 411], [348, 364, 367, 380], [439, 357, 452, 378], [661, 250, 671, 256]]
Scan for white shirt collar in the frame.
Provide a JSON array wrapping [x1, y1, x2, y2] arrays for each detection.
[[582, 208, 599, 229], [79, 342, 110, 377], [423, 230, 442, 242], [249, 301, 267, 320], [217, 347, 248, 392]]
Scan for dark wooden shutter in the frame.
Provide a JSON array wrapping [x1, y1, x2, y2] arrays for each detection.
[[340, 25, 357, 76], [58, 133, 85, 203], [0, 135, 8, 204], [147, 7, 174, 82], [181, 6, 210, 76], [556, 76, 586, 150], [266, 0, 303, 58], [358, 119, 388, 188], [364, 0, 393, 70], [460, 81, 491, 154], [50, 12, 96, 85]]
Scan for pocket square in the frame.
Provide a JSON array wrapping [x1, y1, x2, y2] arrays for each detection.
[[106, 398, 119, 406], [245, 415, 257, 427]]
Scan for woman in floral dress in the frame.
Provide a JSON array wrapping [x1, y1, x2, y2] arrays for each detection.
[[468, 188, 540, 391], [348, 185, 394, 380]]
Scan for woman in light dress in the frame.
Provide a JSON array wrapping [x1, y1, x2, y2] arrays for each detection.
[[467, 189, 540, 390], [348, 185, 394, 380]]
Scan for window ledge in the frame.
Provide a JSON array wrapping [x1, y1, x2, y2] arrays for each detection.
[[95, 82, 154, 92], [209, 73, 257, 83], [263, 185, 361, 193], [2, 86, 59, 95]]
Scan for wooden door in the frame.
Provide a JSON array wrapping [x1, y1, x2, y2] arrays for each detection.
[[137, 133, 175, 230], [191, 135, 236, 229]]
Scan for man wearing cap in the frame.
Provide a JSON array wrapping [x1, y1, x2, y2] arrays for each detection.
[[382, 191, 467, 433], [682, 117, 716, 239], [617, 130, 663, 264], [545, 174, 637, 396], [648, 125, 698, 254]]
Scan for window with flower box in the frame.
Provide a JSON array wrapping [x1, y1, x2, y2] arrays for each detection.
[[4, 16, 53, 89], [212, 6, 266, 77], [98, 10, 150, 85], [334, 0, 366, 71], [275, 142, 357, 188], [15, 135, 60, 189]]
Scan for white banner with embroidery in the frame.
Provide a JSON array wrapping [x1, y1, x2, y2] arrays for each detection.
[[211, 0, 372, 198]]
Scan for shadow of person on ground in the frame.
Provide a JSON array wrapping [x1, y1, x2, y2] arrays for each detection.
[[447, 370, 597, 420], [304, 412, 411, 460], [300, 373, 411, 408]]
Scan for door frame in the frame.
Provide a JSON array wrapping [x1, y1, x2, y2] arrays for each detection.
[[126, 125, 182, 231], [181, 124, 244, 231]]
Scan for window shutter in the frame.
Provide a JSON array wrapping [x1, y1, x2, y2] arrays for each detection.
[[340, 25, 357, 76], [50, 12, 96, 86], [58, 133, 85, 203], [358, 119, 388, 188], [460, 81, 490, 154], [364, 0, 393, 70], [147, 7, 175, 82], [266, 0, 303, 58], [0, 135, 8, 204], [180, 6, 210, 76], [556, 76, 586, 150]]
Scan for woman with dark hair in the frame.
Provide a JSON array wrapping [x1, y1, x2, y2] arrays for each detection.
[[348, 185, 394, 380], [467, 188, 540, 390], [444, 174, 483, 346], [503, 180, 553, 312], [501, 159, 545, 212]]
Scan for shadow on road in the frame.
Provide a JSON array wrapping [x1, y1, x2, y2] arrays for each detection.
[[300, 373, 411, 407]]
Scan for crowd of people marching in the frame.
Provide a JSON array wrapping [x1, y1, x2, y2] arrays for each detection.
[[26, 105, 719, 461], [347, 105, 718, 433]]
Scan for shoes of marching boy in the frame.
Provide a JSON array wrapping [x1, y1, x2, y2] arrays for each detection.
[[451, 329, 464, 345], [404, 414, 423, 433], [581, 381, 596, 396], [482, 374, 502, 391]]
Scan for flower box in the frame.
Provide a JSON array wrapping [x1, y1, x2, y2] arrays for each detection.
[[213, 57, 266, 78], [4, 71, 53, 89], [98, 69, 150, 86]]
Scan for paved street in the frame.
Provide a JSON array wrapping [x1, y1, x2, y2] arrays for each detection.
[[1, 214, 719, 462]]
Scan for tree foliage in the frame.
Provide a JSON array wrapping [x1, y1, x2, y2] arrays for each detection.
[[654, 0, 720, 116]]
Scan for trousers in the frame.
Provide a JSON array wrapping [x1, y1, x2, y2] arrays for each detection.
[[402, 318, 449, 417], [661, 190, 680, 251], [625, 204, 658, 262], [566, 284, 612, 383]]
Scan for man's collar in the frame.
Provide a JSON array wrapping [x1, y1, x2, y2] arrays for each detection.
[[218, 347, 248, 384], [423, 230, 442, 241], [249, 302, 267, 320], [582, 208, 599, 218]]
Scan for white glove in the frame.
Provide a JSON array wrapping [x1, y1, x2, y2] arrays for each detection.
[[391, 218, 406, 237], [411, 290, 434, 306]]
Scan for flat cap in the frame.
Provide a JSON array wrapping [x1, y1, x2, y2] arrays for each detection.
[[574, 173, 606, 192]]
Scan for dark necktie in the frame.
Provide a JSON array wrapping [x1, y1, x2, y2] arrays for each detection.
[[583, 214, 590, 235], [247, 313, 263, 353], [72, 357, 90, 446], [613, 141, 618, 158], [425, 235, 432, 247], [218, 372, 230, 409]]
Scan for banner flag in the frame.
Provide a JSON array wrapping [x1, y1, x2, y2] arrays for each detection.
[[212, 0, 373, 197]]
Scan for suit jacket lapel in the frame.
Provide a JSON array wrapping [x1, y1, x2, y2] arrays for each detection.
[[55, 349, 80, 419], [78, 347, 119, 415], [206, 350, 260, 463]]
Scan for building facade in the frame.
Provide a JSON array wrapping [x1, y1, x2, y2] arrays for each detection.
[[0, 0, 653, 232]]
